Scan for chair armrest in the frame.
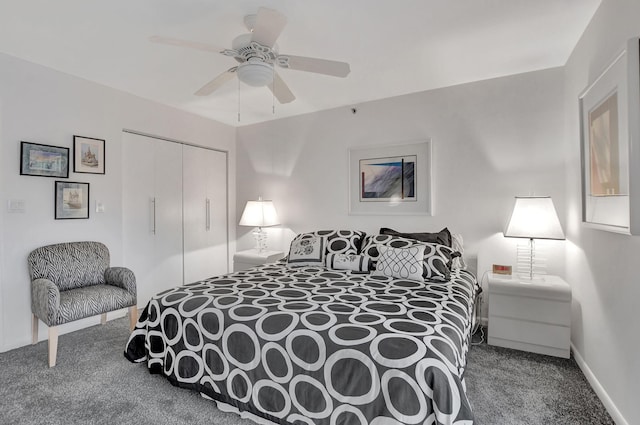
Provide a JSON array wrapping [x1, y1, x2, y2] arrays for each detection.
[[31, 278, 60, 326], [104, 267, 137, 300]]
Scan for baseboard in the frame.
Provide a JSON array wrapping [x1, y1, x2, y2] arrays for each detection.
[[571, 342, 628, 425]]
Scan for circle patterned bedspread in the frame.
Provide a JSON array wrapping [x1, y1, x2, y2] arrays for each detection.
[[125, 263, 479, 425]]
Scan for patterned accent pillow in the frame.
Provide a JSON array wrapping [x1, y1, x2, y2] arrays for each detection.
[[372, 245, 425, 281], [287, 235, 326, 267], [422, 243, 454, 281], [297, 230, 366, 255], [360, 234, 457, 281], [326, 253, 371, 272]]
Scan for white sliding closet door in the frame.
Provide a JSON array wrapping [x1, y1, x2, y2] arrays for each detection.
[[153, 140, 184, 292], [183, 144, 228, 283], [122, 132, 183, 306]]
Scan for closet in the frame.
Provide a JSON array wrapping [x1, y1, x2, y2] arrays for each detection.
[[122, 131, 228, 306]]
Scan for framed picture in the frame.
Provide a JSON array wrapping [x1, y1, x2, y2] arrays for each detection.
[[20, 142, 69, 178], [349, 140, 432, 215], [55, 181, 89, 219], [579, 37, 640, 234], [73, 135, 105, 174]]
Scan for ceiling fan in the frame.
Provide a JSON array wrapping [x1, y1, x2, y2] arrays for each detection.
[[150, 7, 351, 104]]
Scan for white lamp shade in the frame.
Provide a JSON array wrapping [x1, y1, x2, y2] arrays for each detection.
[[239, 200, 280, 227], [504, 196, 565, 240]]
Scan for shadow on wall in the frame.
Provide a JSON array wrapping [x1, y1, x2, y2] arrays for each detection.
[[240, 131, 308, 178]]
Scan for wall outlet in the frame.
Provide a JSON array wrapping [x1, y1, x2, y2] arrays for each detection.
[[492, 264, 512, 275]]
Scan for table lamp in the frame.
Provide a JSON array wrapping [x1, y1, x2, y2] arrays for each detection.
[[503, 196, 565, 280], [239, 197, 280, 252]]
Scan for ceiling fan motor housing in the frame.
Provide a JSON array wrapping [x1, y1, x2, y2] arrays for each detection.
[[232, 34, 277, 62], [230, 33, 278, 86]]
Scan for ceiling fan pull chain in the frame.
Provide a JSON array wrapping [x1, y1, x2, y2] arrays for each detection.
[[272, 67, 276, 114], [237, 78, 241, 123]]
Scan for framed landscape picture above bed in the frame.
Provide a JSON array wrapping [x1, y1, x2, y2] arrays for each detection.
[[349, 139, 432, 215], [579, 37, 640, 235]]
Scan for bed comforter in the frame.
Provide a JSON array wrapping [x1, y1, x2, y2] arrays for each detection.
[[125, 263, 479, 425]]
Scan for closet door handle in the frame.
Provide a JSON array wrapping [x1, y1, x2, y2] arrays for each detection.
[[151, 197, 157, 235], [206, 198, 211, 231]]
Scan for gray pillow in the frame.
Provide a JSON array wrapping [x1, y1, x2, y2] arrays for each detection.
[[379, 227, 452, 247]]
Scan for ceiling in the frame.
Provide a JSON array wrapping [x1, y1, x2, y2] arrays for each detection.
[[0, 1, 601, 127]]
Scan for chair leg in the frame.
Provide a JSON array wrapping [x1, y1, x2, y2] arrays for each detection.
[[32, 314, 38, 345], [48, 327, 58, 368], [129, 305, 138, 331], [101, 313, 107, 325]]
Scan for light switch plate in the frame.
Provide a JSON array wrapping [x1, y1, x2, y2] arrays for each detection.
[[95, 201, 105, 213], [7, 199, 26, 213]]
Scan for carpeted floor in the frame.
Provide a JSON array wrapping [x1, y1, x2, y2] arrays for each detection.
[[0, 318, 613, 425], [466, 330, 613, 424]]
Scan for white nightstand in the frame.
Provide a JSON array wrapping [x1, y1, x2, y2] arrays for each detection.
[[233, 249, 284, 272], [487, 273, 571, 358]]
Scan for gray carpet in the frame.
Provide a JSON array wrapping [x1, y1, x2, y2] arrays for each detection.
[[0, 318, 613, 425], [466, 330, 613, 424]]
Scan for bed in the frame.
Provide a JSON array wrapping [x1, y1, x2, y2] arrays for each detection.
[[125, 229, 480, 425]]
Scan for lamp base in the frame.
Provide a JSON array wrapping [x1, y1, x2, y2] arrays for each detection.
[[252, 227, 268, 253], [515, 239, 547, 280], [516, 273, 547, 283]]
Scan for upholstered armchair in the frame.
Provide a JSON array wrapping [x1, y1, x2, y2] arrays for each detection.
[[27, 241, 137, 367]]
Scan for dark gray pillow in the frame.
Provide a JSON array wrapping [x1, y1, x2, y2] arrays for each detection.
[[379, 227, 452, 247]]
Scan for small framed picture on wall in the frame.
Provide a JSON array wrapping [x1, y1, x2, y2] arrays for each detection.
[[73, 135, 105, 174], [20, 141, 69, 178], [55, 181, 90, 219]]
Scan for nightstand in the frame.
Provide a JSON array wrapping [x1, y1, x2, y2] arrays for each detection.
[[233, 249, 284, 272], [487, 273, 571, 358]]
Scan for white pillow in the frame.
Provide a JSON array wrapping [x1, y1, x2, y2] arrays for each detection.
[[287, 235, 326, 267], [372, 244, 425, 281], [326, 253, 371, 272]]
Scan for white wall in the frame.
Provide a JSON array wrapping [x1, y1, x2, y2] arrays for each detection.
[[236, 67, 567, 317], [563, 1, 640, 423], [0, 53, 236, 352]]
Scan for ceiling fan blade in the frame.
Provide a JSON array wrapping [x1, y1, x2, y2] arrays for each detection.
[[268, 72, 296, 104], [194, 67, 237, 96], [149, 35, 223, 54], [251, 7, 287, 48], [276, 55, 350, 77]]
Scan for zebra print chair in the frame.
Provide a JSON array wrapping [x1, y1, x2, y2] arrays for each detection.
[[28, 241, 137, 367]]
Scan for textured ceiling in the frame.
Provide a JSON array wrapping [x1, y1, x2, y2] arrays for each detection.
[[0, 0, 601, 126]]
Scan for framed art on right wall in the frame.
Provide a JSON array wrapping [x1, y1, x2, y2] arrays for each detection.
[[579, 37, 640, 235]]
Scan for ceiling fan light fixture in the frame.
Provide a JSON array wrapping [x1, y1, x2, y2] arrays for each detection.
[[237, 60, 274, 87]]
